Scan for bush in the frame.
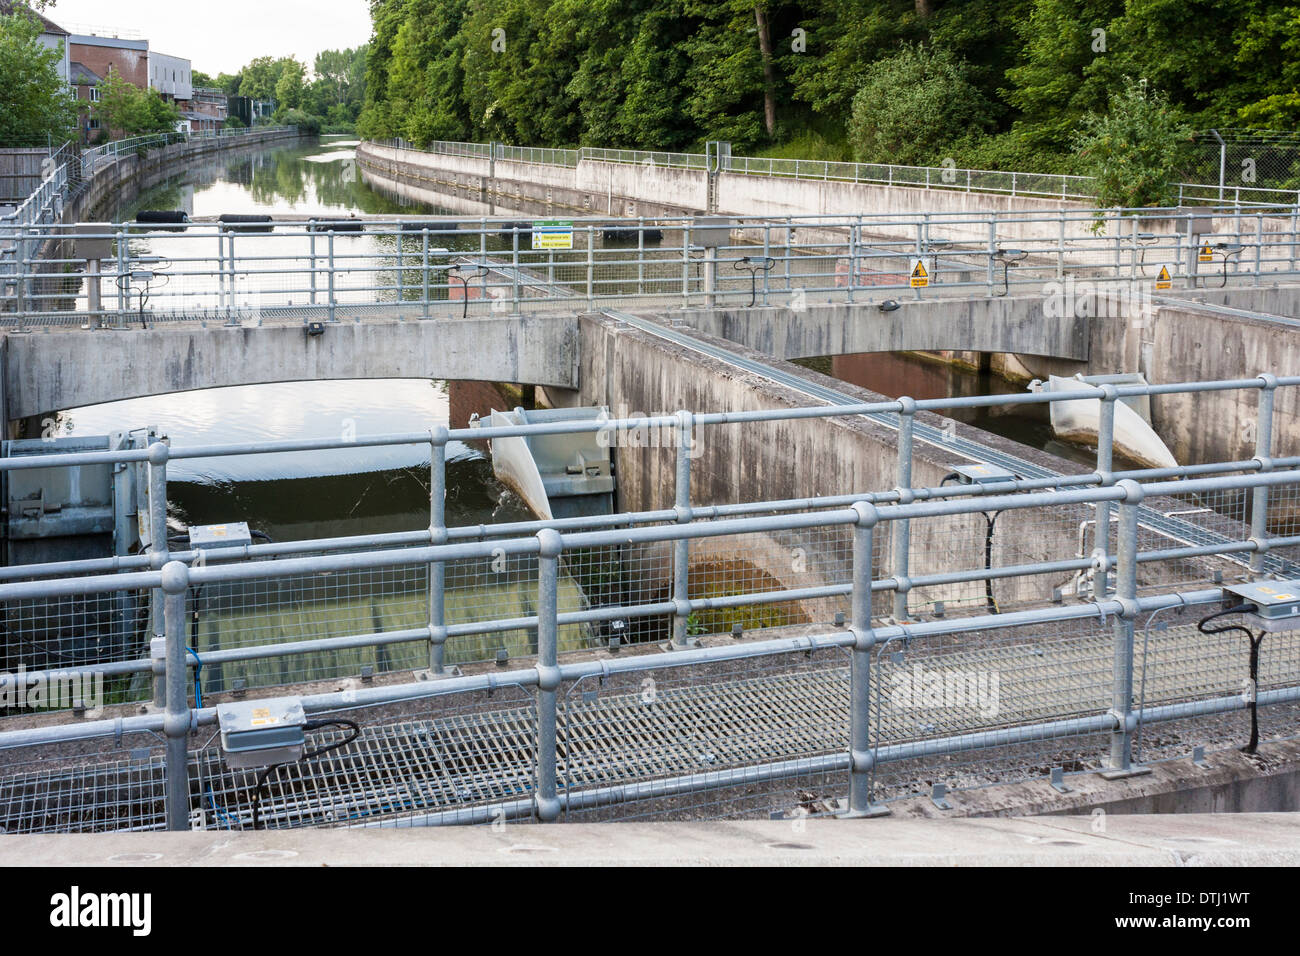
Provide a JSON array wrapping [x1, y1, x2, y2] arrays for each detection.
[[1072, 79, 1194, 212], [224, 115, 246, 129], [281, 108, 322, 135], [848, 44, 996, 168]]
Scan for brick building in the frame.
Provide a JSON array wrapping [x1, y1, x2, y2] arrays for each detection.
[[66, 32, 148, 90]]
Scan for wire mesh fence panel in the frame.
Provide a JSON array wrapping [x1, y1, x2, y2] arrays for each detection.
[[558, 648, 852, 821], [441, 547, 600, 665], [682, 519, 859, 638], [0, 733, 167, 834], [903, 498, 1087, 618], [190, 558, 432, 695], [0, 584, 155, 712]]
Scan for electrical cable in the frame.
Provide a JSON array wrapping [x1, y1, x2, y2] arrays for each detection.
[[250, 718, 361, 830], [1197, 603, 1265, 753]]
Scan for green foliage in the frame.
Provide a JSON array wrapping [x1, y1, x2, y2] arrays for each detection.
[[0, 10, 76, 146], [848, 43, 995, 166], [280, 108, 321, 135], [350, 0, 1299, 178], [93, 69, 182, 136], [1072, 78, 1194, 210]]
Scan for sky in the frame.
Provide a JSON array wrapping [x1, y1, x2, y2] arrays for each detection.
[[43, 0, 372, 76]]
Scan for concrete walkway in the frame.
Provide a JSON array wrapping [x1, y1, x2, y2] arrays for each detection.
[[4, 813, 1298, 866]]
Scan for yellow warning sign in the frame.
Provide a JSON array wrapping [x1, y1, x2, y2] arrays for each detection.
[[909, 258, 929, 288], [1198, 242, 1213, 262], [1155, 264, 1172, 290]]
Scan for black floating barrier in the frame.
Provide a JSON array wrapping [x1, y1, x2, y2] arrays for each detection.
[[308, 217, 365, 233], [218, 214, 275, 232]]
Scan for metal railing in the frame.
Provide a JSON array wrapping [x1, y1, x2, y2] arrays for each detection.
[[370, 137, 1300, 206], [5, 205, 1299, 325], [0, 127, 301, 318], [0, 375, 1296, 829]]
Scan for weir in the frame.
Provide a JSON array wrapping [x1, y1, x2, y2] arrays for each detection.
[[1, 135, 1299, 835]]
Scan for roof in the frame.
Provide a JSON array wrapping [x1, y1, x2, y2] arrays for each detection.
[[179, 110, 211, 122], [0, 1, 69, 35], [69, 61, 103, 86]]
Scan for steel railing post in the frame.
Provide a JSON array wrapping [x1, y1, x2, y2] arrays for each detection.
[[397, 229, 405, 304], [429, 426, 448, 674], [586, 225, 594, 310], [670, 410, 695, 648], [636, 217, 645, 298], [891, 399, 916, 621], [1250, 374, 1278, 574], [225, 229, 238, 326], [913, 221, 924, 300], [986, 219, 996, 296], [327, 230, 336, 323], [1104, 480, 1145, 777], [1255, 211, 1263, 285], [534, 528, 562, 822], [161, 559, 190, 830], [847, 220, 858, 304], [308, 227, 317, 307], [14, 225, 27, 319], [1092, 387, 1118, 597], [845, 501, 888, 817], [421, 228, 430, 317], [1057, 212, 1066, 279], [762, 222, 771, 305], [147, 439, 169, 708], [681, 221, 692, 308]]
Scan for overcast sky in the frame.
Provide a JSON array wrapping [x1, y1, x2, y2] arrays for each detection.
[[46, 0, 372, 76]]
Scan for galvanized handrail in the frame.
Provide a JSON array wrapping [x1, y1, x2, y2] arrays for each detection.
[[370, 137, 1300, 206], [5, 206, 1299, 325]]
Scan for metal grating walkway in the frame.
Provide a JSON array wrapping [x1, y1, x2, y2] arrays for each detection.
[[0, 619, 1295, 833]]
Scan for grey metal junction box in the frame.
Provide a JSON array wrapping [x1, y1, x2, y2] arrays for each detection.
[[217, 698, 307, 768]]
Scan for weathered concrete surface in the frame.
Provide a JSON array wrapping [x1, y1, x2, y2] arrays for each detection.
[[679, 295, 1089, 362], [4, 314, 579, 419], [2, 813, 1297, 866], [1018, 286, 1300, 467], [356, 142, 1095, 244], [888, 738, 1300, 819], [575, 313, 1224, 611]]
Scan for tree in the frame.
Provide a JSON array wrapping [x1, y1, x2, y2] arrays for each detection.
[[1072, 78, 1194, 212], [0, 9, 76, 146], [274, 58, 305, 111], [93, 68, 181, 136], [848, 43, 995, 166]]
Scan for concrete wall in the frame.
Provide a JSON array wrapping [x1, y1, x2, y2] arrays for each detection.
[[1014, 285, 1300, 466], [678, 295, 1090, 362], [575, 312, 1115, 612], [358, 142, 1111, 246], [5, 314, 579, 420]]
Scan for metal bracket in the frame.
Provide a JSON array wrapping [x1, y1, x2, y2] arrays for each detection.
[[1049, 766, 1072, 793], [1192, 746, 1210, 769], [930, 782, 952, 810]]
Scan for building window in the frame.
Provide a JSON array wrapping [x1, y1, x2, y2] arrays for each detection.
[[89, 87, 100, 102]]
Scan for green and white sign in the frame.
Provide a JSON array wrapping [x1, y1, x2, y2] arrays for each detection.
[[532, 220, 573, 250]]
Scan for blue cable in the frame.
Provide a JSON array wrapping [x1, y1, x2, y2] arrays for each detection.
[[186, 646, 203, 708]]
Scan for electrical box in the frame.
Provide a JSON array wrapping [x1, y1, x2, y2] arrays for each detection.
[[951, 463, 1017, 486], [217, 697, 307, 768], [188, 522, 252, 552], [1223, 580, 1300, 631]]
